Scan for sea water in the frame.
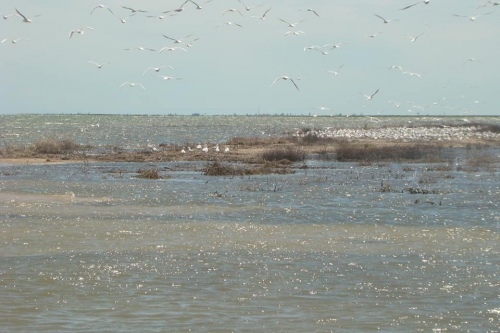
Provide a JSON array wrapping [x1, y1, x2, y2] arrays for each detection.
[[1, 115, 499, 332]]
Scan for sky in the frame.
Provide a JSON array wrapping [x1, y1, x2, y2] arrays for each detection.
[[0, 0, 499, 116]]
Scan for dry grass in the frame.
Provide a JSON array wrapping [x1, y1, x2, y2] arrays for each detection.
[[335, 141, 445, 162], [261, 146, 306, 162], [32, 139, 77, 154]]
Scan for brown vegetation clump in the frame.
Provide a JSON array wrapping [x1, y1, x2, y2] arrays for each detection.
[[261, 146, 306, 162], [137, 168, 161, 179], [32, 139, 77, 154], [202, 162, 245, 176], [335, 141, 444, 162]]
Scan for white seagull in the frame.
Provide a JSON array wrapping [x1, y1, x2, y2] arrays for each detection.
[[162, 34, 192, 44], [69, 27, 95, 39], [367, 32, 382, 38], [119, 82, 146, 90], [122, 6, 148, 14], [158, 46, 187, 53], [285, 30, 305, 36], [158, 75, 182, 80], [108, 8, 135, 23], [408, 32, 424, 42], [125, 46, 156, 52], [90, 4, 107, 15], [2, 13, 14, 19], [401, 0, 430, 10], [374, 14, 398, 24], [270, 76, 300, 91], [327, 63, 344, 76], [252, 7, 272, 20], [1, 38, 28, 44], [87, 61, 108, 69], [15, 8, 41, 23], [279, 18, 305, 28], [403, 71, 421, 78], [222, 8, 244, 16], [143, 65, 174, 75], [362, 89, 379, 100], [390, 65, 403, 71], [300, 8, 320, 17], [452, 12, 493, 21]]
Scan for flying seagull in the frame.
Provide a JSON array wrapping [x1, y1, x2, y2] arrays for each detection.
[[119, 82, 145, 90], [401, 0, 430, 10], [108, 8, 135, 23], [90, 4, 107, 15], [279, 18, 305, 27], [408, 31, 424, 42], [87, 61, 108, 69], [158, 46, 187, 53], [270, 76, 300, 91], [69, 27, 95, 39], [374, 14, 398, 24], [162, 34, 192, 44], [15, 8, 41, 23], [158, 76, 183, 80], [252, 7, 272, 20], [121, 6, 148, 13], [143, 65, 174, 75], [362, 89, 379, 100], [327, 64, 344, 76]]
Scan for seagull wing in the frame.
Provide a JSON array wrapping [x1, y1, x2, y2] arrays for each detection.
[[401, 1, 423, 10], [289, 78, 300, 91], [162, 34, 176, 42], [119, 82, 130, 89], [137, 83, 146, 90], [371, 89, 380, 98], [270, 76, 283, 87], [15, 8, 28, 21], [279, 18, 291, 25], [374, 14, 387, 23]]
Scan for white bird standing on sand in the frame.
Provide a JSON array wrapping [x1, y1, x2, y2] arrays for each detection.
[[119, 82, 146, 90], [15, 8, 41, 23], [271, 76, 300, 91], [202, 145, 209, 153], [224, 147, 230, 153], [362, 89, 379, 100], [69, 27, 95, 39], [87, 60, 108, 69]]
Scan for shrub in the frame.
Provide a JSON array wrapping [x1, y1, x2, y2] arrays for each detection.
[[32, 139, 77, 154], [137, 168, 160, 179], [335, 142, 444, 162], [261, 146, 306, 162]]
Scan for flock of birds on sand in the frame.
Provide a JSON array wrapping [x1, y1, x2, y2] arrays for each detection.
[[1, 1, 499, 116]]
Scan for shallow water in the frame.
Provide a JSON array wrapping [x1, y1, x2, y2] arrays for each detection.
[[1, 115, 500, 332]]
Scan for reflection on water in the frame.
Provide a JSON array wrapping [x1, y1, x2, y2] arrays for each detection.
[[1, 115, 500, 331], [1, 154, 499, 332]]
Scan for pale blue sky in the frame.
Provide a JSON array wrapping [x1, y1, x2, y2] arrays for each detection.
[[0, 0, 499, 115]]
